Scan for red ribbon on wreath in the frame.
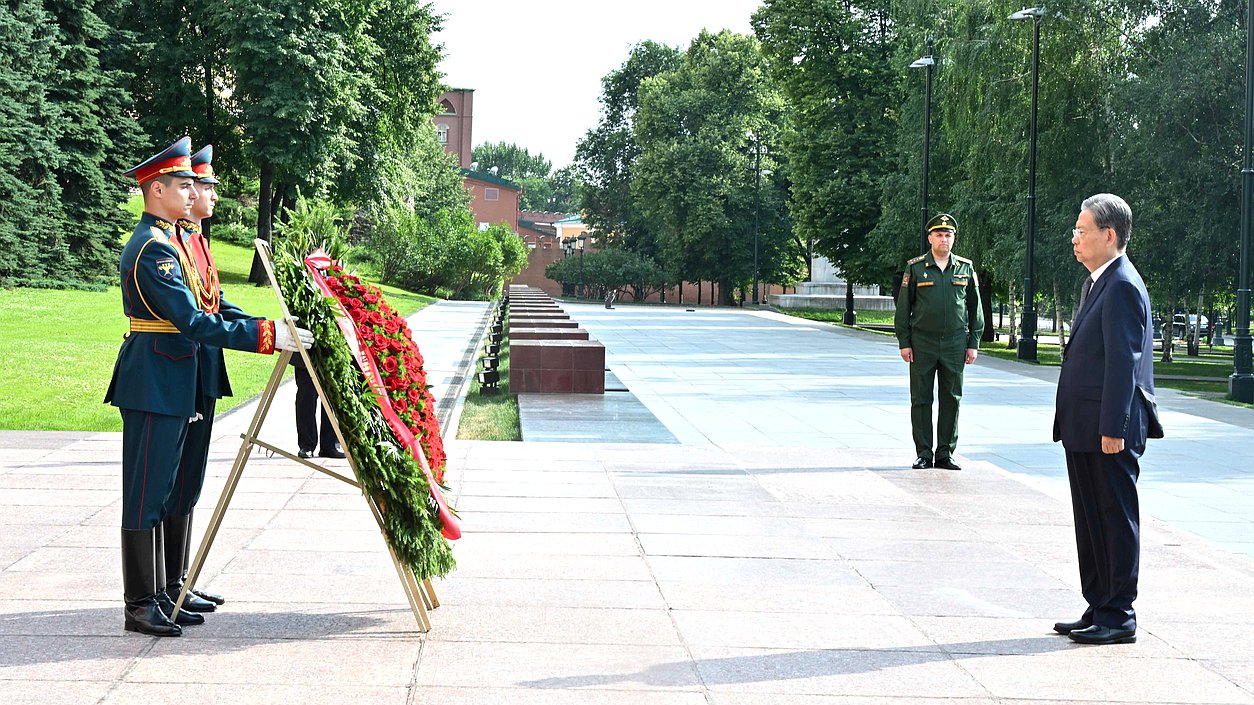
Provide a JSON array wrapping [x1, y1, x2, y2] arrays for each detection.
[[303, 249, 461, 540]]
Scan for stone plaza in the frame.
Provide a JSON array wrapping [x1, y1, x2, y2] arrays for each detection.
[[2, 300, 1253, 704]]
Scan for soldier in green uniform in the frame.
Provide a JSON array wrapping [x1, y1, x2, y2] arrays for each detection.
[[894, 213, 984, 470]]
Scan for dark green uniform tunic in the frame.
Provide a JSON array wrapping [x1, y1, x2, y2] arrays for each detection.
[[894, 252, 984, 460]]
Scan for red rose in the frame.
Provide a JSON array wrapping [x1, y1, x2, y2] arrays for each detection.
[[374, 333, 389, 349], [349, 308, 366, 323], [369, 310, 384, 326], [382, 356, 399, 374], [383, 317, 400, 334], [364, 293, 380, 304], [394, 397, 408, 413], [407, 387, 422, 403]]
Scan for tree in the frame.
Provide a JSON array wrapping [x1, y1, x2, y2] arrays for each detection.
[[575, 41, 683, 258], [633, 30, 790, 304], [754, 0, 898, 289]]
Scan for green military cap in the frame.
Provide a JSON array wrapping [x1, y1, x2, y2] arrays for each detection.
[[927, 213, 957, 232]]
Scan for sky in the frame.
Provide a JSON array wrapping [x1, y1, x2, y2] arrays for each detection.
[[427, 0, 766, 170]]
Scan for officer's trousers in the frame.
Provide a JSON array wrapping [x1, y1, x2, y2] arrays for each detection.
[[909, 334, 966, 460], [121, 409, 189, 530], [166, 396, 216, 517]]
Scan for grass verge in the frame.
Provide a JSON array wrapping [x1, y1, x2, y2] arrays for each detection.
[[456, 318, 521, 441], [0, 239, 435, 432]]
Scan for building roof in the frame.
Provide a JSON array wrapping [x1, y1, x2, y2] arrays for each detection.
[[460, 168, 522, 190]]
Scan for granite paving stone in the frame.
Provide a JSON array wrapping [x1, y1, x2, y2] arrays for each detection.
[[4, 300, 1254, 704]]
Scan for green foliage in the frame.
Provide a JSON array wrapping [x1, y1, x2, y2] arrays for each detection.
[[576, 41, 683, 258], [368, 206, 524, 300], [633, 30, 792, 304], [545, 248, 673, 301], [0, 0, 143, 288], [471, 141, 579, 212], [754, 0, 898, 287]]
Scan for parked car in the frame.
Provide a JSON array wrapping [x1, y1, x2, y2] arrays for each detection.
[[1170, 313, 1208, 341]]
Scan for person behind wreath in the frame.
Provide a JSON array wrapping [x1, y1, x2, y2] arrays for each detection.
[[893, 213, 983, 471]]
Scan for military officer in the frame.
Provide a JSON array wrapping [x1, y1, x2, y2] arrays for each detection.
[[161, 144, 251, 615], [106, 137, 313, 637], [894, 213, 984, 471]]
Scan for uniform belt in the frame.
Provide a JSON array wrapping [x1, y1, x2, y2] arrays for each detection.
[[128, 318, 180, 334]]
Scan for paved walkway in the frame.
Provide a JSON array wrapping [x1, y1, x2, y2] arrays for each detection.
[[2, 301, 1253, 704]]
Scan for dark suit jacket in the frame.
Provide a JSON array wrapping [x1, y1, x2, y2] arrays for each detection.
[[1053, 255, 1163, 455]]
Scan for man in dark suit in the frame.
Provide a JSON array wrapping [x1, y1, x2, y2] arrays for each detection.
[[1052, 193, 1163, 645]]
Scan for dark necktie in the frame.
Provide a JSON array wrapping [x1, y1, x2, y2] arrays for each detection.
[[1077, 277, 1094, 318]]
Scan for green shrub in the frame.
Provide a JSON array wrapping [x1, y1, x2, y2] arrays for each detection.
[[211, 223, 256, 247]]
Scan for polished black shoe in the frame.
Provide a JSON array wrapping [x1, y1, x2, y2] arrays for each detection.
[[934, 457, 962, 471], [121, 527, 181, 637], [298, 448, 315, 459], [155, 591, 206, 626], [1053, 618, 1091, 635], [911, 457, 933, 469], [193, 588, 225, 606], [1068, 624, 1136, 645], [319, 443, 346, 459]]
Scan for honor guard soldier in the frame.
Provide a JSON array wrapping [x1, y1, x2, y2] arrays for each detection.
[[894, 213, 984, 471], [105, 137, 313, 637], [161, 144, 253, 615]]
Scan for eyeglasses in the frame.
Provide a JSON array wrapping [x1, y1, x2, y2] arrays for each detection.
[[1072, 225, 1110, 238]]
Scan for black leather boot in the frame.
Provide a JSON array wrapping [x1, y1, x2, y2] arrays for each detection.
[[162, 513, 218, 612], [185, 510, 224, 606], [121, 528, 181, 637], [154, 523, 205, 626]]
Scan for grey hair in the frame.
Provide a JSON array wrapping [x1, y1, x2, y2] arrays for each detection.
[[1081, 193, 1132, 249]]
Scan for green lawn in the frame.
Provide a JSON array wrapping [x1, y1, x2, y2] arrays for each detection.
[[0, 239, 436, 432], [785, 308, 896, 326], [456, 318, 521, 441]]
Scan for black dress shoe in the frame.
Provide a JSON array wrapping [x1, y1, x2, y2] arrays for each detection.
[[911, 457, 933, 469], [1053, 618, 1091, 635], [1068, 624, 1136, 645], [155, 592, 205, 626], [934, 457, 962, 471], [298, 449, 315, 459], [319, 443, 346, 459]]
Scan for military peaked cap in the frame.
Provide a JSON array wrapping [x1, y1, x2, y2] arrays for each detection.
[[927, 213, 958, 232], [190, 145, 220, 184], [124, 136, 197, 184]]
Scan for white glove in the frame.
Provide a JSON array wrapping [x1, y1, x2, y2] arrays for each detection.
[[274, 318, 314, 352]]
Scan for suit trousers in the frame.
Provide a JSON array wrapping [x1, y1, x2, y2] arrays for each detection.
[[295, 363, 336, 453], [166, 396, 216, 517], [909, 333, 967, 459], [1065, 448, 1141, 630], [121, 409, 189, 530]]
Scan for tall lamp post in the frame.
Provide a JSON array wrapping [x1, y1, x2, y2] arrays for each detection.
[[1009, 6, 1045, 362], [561, 237, 575, 297], [910, 38, 936, 256], [748, 129, 763, 305], [1233, 0, 1254, 401], [577, 233, 587, 298]]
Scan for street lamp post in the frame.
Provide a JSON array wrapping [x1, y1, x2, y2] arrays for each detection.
[[749, 130, 762, 306], [1010, 6, 1045, 362], [1233, 0, 1254, 401], [910, 39, 936, 256], [577, 233, 587, 298], [561, 237, 575, 297]]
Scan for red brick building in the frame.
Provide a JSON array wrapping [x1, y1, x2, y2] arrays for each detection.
[[461, 168, 522, 234], [434, 89, 473, 169]]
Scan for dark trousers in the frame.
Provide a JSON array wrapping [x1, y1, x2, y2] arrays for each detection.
[[909, 335, 966, 459], [1065, 448, 1141, 630], [295, 363, 336, 453], [166, 396, 216, 517], [121, 409, 188, 530]]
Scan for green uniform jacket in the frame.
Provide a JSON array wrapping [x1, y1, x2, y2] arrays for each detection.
[[894, 252, 984, 350]]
